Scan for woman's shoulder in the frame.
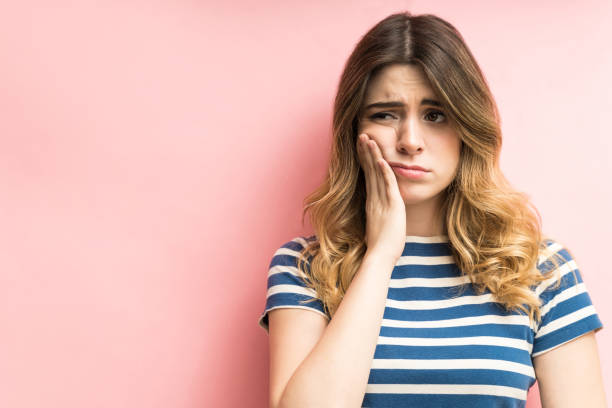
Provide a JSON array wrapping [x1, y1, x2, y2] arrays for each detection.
[[530, 235, 604, 356], [534, 235, 586, 297], [537, 235, 576, 270], [274, 234, 318, 252], [269, 234, 319, 265], [277, 235, 317, 251]]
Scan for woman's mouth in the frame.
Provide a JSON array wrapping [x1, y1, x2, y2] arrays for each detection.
[[391, 166, 429, 180]]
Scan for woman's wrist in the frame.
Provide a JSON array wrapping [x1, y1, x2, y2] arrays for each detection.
[[362, 248, 398, 271]]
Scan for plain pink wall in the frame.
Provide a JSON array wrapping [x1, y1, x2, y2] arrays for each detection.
[[0, 1, 610, 407]]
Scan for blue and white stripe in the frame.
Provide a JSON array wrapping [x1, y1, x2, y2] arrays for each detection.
[[259, 235, 603, 407]]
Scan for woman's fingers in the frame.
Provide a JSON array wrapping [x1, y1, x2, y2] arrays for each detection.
[[377, 142, 400, 198], [379, 155, 400, 199], [366, 139, 387, 204], [358, 134, 379, 198], [365, 135, 394, 203], [357, 133, 399, 207]]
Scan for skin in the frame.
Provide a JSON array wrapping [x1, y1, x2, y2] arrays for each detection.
[[357, 63, 462, 238], [533, 331, 607, 407]]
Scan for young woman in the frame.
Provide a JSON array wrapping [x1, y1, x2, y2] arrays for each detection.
[[258, 12, 605, 408]]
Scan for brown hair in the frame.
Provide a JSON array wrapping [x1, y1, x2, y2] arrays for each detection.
[[295, 12, 569, 328]]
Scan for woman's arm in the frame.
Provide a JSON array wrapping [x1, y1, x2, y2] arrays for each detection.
[[271, 134, 404, 407], [274, 251, 396, 408], [533, 331, 607, 407]]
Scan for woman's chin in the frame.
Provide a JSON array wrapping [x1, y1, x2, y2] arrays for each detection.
[[399, 189, 445, 206]]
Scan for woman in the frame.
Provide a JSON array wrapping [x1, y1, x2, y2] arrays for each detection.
[[258, 12, 605, 408]]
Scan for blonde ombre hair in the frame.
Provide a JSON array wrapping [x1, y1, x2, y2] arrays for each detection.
[[295, 12, 572, 328]]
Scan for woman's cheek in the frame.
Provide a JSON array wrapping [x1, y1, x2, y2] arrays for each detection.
[[359, 122, 398, 140]]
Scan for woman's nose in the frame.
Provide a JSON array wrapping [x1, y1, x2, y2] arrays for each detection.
[[396, 116, 424, 154]]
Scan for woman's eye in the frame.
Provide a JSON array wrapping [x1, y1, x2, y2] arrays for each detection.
[[370, 112, 397, 120], [424, 110, 446, 123]]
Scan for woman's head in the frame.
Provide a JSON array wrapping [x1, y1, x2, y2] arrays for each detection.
[[331, 12, 502, 220]]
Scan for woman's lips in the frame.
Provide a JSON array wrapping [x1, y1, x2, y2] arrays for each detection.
[[391, 166, 429, 180]]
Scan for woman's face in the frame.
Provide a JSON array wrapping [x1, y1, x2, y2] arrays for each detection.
[[357, 63, 462, 207]]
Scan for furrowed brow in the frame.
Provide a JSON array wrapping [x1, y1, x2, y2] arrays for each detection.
[[364, 99, 442, 110]]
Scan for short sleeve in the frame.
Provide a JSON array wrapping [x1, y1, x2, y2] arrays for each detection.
[[258, 236, 330, 334], [531, 239, 604, 358]]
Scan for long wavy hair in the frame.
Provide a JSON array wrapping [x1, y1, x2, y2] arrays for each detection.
[[295, 12, 572, 329]]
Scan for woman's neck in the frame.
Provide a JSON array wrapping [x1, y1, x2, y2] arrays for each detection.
[[404, 194, 446, 237]]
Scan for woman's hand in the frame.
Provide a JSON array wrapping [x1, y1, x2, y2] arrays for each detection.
[[356, 133, 406, 264]]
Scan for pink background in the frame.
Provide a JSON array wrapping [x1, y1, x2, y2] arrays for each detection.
[[1, 1, 610, 407]]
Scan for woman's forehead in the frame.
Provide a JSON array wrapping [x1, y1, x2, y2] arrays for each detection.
[[364, 64, 437, 103]]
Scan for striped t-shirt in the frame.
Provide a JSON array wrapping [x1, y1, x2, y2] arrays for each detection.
[[258, 234, 604, 407]]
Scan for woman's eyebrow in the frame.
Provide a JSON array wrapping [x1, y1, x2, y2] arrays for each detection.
[[364, 99, 442, 110]]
